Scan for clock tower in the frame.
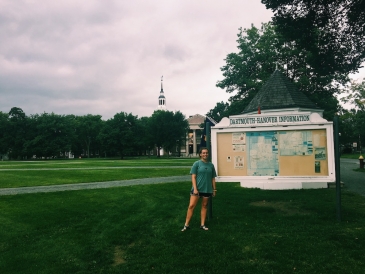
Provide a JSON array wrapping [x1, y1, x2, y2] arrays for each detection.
[[157, 76, 167, 110]]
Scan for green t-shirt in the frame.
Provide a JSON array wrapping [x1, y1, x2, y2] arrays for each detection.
[[190, 160, 217, 193]]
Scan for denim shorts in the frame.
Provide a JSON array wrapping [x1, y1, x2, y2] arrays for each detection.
[[190, 190, 212, 198]]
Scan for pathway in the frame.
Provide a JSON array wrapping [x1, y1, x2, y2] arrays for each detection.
[[0, 158, 364, 196], [0, 175, 191, 196], [340, 158, 365, 197]]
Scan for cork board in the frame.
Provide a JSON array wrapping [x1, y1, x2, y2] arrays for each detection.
[[217, 132, 247, 176], [217, 129, 328, 176]]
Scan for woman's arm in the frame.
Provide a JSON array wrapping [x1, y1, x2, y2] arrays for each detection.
[[212, 177, 216, 196], [192, 174, 198, 194]]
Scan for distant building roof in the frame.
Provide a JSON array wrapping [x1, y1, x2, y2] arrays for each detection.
[[187, 114, 205, 130], [242, 70, 319, 114], [187, 114, 216, 130]]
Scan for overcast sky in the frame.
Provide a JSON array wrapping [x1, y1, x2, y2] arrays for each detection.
[[1, 1, 363, 120], [0, 0, 276, 120]]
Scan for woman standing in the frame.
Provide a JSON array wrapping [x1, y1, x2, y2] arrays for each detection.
[[181, 147, 217, 231]]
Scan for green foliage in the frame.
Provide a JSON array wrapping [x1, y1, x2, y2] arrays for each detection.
[[215, 23, 341, 120], [0, 107, 190, 160], [339, 110, 357, 146], [342, 79, 365, 111], [99, 112, 139, 159], [262, 0, 365, 76], [0, 111, 9, 154], [339, 79, 365, 149], [216, 24, 277, 109], [149, 110, 189, 157], [6, 107, 30, 159], [74, 114, 103, 158], [27, 113, 76, 158], [134, 116, 154, 155], [206, 101, 229, 123], [340, 109, 365, 150]]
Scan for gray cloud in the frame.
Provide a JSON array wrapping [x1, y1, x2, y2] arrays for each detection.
[[0, 0, 276, 119]]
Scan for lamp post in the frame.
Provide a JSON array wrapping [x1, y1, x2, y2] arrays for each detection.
[[334, 115, 341, 222], [206, 122, 213, 220]]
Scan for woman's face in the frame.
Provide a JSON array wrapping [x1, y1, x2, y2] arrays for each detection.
[[200, 149, 209, 160]]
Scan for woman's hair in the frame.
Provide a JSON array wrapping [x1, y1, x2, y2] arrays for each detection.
[[198, 147, 209, 156]]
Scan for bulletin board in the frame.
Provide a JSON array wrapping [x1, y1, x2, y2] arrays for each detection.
[[217, 129, 328, 177]]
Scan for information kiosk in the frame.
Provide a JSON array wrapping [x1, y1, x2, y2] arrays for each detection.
[[211, 70, 335, 190]]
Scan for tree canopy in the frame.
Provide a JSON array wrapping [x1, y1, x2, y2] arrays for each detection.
[[99, 112, 139, 159], [262, 0, 365, 76], [27, 113, 76, 158], [149, 110, 189, 157], [0, 107, 191, 159], [74, 114, 103, 158], [205, 101, 230, 123], [341, 79, 365, 110], [0, 111, 9, 155], [215, 23, 342, 120], [339, 78, 365, 151]]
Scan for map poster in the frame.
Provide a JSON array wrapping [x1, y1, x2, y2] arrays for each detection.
[[315, 147, 326, 160], [232, 132, 245, 144], [234, 156, 244, 169], [246, 131, 279, 176], [279, 131, 313, 156]]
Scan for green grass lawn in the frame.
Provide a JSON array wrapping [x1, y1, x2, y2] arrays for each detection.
[[1, 182, 364, 273], [0, 157, 195, 169], [341, 153, 364, 159], [0, 168, 191, 188], [1, 159, 365, 273], [0, 158, 195, 188]]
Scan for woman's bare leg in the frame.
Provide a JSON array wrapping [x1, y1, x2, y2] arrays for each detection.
[[184, 195, 200, 226], [200, 197, 209, 226]]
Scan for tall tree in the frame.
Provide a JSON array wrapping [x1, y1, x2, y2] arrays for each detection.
[[75, 114, 103, 158], [99, 112, 138, 159], [340, 78, 365, 150], [216, 23, 342, 120], [206, 101, 230, 123], [149, 110, 167, 157], [134, 116, 155, 156], [0, 111, 9, 155], [262, 0, 365, 76], [164, 111, 190, 156], [28, 113, 76, 158], [341, 79, 365, 111], [149, 110, 189, 157], [216, 24, 277, 111], [339, 108, 365, 152], [6, 107, 28, 159], [339, 109, 357, 151]]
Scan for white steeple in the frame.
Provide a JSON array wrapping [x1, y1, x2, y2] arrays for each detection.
[[157, 75, 167, 110]]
